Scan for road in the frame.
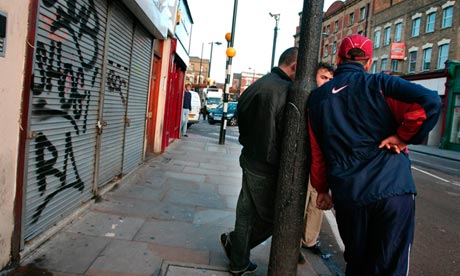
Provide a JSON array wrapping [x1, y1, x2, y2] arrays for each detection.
[[189, 121, 460, 275]]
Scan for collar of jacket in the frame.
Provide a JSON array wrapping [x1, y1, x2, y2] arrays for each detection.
[[335, 62, 366, 76], [271, 67, 293, 82]]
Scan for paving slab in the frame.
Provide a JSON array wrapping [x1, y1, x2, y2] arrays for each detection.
[[21, 232, 110, 274], [86, 240, 162, 275], [66, 212, 145, 240]]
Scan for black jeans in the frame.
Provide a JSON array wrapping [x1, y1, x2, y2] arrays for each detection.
[[229, 155, 277, 272]]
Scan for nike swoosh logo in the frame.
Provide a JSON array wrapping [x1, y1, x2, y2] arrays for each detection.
[[332, 85, 348, 94]]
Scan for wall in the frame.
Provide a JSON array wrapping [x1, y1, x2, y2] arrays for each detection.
[[154, 39, 171, 153], [0, 0, 29, 269]]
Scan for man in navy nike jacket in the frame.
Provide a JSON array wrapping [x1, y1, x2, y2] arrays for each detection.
[[308, 34, 442, 276]]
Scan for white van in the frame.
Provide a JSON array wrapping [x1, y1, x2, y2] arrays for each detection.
[[202, 87, 223, 110], [187, 91, 201, 127]]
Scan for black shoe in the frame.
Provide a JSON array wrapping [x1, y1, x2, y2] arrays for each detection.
[[220, 232, 231, 260], [230, 262, 258, 276], [183, 134, 188, 137]]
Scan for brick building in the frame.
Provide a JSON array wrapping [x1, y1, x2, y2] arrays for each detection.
[[371, 0, 459, 75], [319, 0, 373, 67], [185, 56, 210, 87]]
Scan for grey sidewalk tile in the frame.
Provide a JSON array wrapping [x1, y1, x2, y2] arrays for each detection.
[[205, 145, 228, 153], [110, 183, 166, 202], [164, 188, 226, 209], [172, 159, 200, 168], [182, 166, 224, 176], [222, 195, 239, 210], [65, 212, 145, 240], [206, 175, 241, 186], [192, 209, 235, 228], [160, 263, 229, 276], [167, 178, 216, 194], [165, 171, 206, 183], [149, 243, 209, 267], [91, 195, 195, 222], [21, 232, 110, 274], [197, 162, 240, 171], [133, 220, 227, 252], [86, 240, 162, 275], [217, 183, 241, 197]]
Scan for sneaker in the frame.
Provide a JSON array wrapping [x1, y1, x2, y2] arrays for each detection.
[[220, 232, 231, 260], [230, 261, 258, 276]]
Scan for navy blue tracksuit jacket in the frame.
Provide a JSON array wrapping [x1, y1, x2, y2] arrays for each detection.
[[308, 62, 442, 207]]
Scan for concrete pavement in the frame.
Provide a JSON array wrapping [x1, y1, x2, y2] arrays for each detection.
[[15, 121, 335, 276]]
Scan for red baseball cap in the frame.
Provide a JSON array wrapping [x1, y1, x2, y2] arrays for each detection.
[[338, 34, 373, 60]]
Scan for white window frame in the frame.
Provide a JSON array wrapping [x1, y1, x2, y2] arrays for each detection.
[[442, 6, 453, 28], [394, 23, 402, 42], [384, 27, 391, 45], [360, 6, 366, 20], [437, 43, 449, 69], [426, 12, 436, 33], [371, 60, 377, 73], [374, 30, 381, 48], [409, 51, 417, 73], [423, 48, 432, 71], [412, 18, 421, 37], [381, 58, 388, 71]]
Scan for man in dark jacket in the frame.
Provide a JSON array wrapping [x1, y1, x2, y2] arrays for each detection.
[[308, 34, 442, 276], [220, 47, 298, 276]]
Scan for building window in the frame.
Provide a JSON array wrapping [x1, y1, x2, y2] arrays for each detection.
[[324, 44, 329, 57], [381, 58, 388, 71], [371, 60, 377, 73], [384, 27, 391, 45], [334, 21, 338, 32], [360, 7, 366, 20], [412, 18, 420, 37], [423, 48, 432, 71], [374, 30, 381, 48], [332, 41, 337, 54], [438, 44, 449, 69], [409, 51, 417, 73], [391, 60, 398, 72], [326, 25, 331, 34], [442, 6, 453, 28], [426, 12, 436, 33], [349, 12, 354, 25], [395, 23, 402, 42]]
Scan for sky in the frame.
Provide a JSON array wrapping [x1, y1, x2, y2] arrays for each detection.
[[187, 0, 337, 83]]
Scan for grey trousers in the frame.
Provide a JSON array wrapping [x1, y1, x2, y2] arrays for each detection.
[[229, 155, 277, 271]]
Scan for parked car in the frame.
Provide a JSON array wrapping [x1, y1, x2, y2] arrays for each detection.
[[187, 91, 201, 127], [208, 102, 238, 126]]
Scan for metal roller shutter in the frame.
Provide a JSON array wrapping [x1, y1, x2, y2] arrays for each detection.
[[24, 0, 107, 240], [97, 1, 134, 186], [123, 24, 152, 174]]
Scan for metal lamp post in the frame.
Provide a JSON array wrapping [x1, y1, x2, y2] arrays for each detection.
[[208, 41, 222, 80], [269, 12, 280, 69], [198, 42, 204, 87], [248, 67, 256, 83], [219, 0, 238, 145]]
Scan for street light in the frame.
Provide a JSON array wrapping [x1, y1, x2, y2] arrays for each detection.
[[269, 12, 280, 69], [208, 41, 222, 80], [219, 0, 238, 146], [248, 67, 255, 84], [198, 42, 204, 87]]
